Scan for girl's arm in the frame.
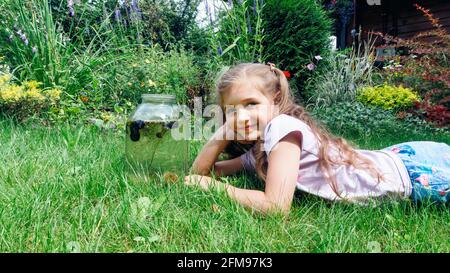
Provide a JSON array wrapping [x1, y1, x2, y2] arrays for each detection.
[[186, 131, 301, 216], [225, 131, 301, 215], [191, 123, 243, 177], [212, 156, 245, 176]]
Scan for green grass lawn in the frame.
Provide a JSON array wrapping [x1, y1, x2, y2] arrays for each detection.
[[0, 118, 449, 253]]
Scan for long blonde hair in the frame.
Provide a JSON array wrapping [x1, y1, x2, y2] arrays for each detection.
[[215, 63, 386, 197]]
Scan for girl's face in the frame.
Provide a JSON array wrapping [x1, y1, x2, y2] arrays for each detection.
[[222, 79, 279, 144]]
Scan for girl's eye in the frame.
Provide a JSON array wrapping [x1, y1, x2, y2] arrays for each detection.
[[246, 103, 257, 108]]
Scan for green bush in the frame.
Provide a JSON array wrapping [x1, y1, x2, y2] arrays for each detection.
[[310, 101, 448, 139], [0, 0, 110, 96], [205, 0, 266, 65], [357, 84, 420, 110], [48, 0, 117, 45], [183, 22, 214, 59], [0, 0, 74, 88], [102, 44, 203, 105], [262, 0, 333, 95], [138, 0, 202, 51], [48, 0, 201, 52]]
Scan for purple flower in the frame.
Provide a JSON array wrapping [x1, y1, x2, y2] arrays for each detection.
[[204, 0, 210, 15], [217, 47, 223, 56], [68, 0, 75, 17], [131, 0, 141, 13], [114, 9, 122, 22], [32, 46, 37, 54], [204, 0, 213, 25], [325, 1, 336, 10], [314, 55, 322, 61], [306, 63, 316, 71], [17, 30, 29, 46], [130, 0, 142, 21]]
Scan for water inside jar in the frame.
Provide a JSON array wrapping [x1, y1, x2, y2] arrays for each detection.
[[125, 119, 188, 180]]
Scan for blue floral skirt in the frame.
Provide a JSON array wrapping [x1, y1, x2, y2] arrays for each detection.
[[382, 141, 450, 203]]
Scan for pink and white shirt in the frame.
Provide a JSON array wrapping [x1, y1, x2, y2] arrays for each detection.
[[239, 114, 412, 203]]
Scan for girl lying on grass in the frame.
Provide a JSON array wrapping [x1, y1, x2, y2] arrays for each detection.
[[184, 63, 450, 215]]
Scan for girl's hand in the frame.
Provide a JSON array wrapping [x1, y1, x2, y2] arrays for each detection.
[[184, 175, 215, 191]]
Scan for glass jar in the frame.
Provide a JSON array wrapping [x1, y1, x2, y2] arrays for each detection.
[[125, 94, 189, 180]]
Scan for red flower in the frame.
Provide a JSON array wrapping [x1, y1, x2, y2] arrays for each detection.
[[283, 70, 291, 79]]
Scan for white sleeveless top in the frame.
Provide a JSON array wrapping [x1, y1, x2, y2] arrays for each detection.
[[240, 114, 412, 203]]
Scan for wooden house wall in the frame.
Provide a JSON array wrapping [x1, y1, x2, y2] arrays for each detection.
[[350, 0, 450, 47]]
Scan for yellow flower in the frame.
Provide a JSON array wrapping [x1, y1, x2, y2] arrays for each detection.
[[45, 88, 62, 101], [25, 88, 45, 102], [101, 112, 112, 122], [0, 74, 12, 86], [132, 63, 138, 68], [147, 79, 157, 87], [144, 59, 151, 64], [0, 84, 23, 102], [23, 80, 42, 90]]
